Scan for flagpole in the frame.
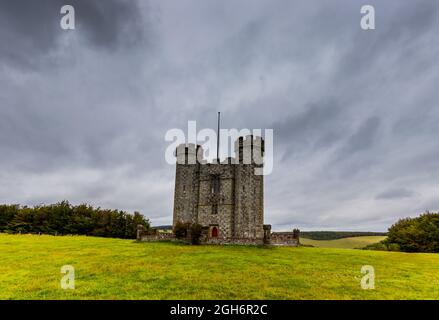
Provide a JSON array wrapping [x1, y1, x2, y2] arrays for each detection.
[[217, 112, 220, 163]]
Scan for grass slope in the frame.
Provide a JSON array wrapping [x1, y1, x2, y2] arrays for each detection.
[[300, 236, 387, 249], [0, 234, 438, 300], [300, 231, 387, 240]]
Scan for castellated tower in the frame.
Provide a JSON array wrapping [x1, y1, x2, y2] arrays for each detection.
[[173, 143, 202, 226], [172, 135, 269, 244]]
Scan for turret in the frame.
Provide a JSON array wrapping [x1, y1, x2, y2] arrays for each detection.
[[232, 135, 265, 240], [173, 143, 203, 226], [175, 143, 204, 165], [234, 135, 265, 164]]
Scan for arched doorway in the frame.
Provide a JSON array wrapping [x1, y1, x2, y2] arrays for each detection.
[[211, 226, 218, 238]]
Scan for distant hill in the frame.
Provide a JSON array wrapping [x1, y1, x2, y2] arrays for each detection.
[[151, 228, 387, 240], [151, 228, 387, 239], [300, 231, 387, 240], [153, 225, 172, 230], [300, 236, 387, 249]]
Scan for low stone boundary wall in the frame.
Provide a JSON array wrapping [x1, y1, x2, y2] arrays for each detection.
[[139, 233, 175, 242], [137, 225, 300, 246], [270, 231, 300, 246], [137, 225, 176, 242], [205, 237, 265, 245]]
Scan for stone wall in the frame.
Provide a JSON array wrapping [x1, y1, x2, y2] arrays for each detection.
[[173, 152, 200, 226], [137, 225, 176, 242], [137, 224, 300, 247], [205, 237, 265, 245], [270, 230, 300, 246], [172, 137, 266, 244], [197, 163, 235, 239], [139, 233, 176, 242], [169, 137, 301, 247]]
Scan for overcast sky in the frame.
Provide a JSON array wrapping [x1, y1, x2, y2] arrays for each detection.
[[1, 0, 438, 231]]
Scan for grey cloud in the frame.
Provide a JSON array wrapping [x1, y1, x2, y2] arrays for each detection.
[[74, 0, 147, 48], [338, 116, 381, 156], [1, 1, 439, 230], [376, 188, 414, 200], [336, 1, 439, 81], [272, 100, 346, 160], [0, 0, 147, 69]]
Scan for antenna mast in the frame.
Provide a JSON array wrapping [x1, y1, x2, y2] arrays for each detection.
[[217, 112, 220, 163]]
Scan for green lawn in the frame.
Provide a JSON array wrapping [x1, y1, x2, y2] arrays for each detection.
[[300, 236, 387, 249], [0, 234, 438, 299]]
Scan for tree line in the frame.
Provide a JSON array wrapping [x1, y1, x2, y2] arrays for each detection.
[[365, 211, 439, 253], [300, 231, 387, 241], [0, 201, 150, 239]]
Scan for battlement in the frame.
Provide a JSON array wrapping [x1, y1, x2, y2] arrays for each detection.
[[233, 135, 265, 150], [175, 135, 265, 165], [175, 143, 204, 164], [168, 127, 295, 246], [234, 135, 265, 164]]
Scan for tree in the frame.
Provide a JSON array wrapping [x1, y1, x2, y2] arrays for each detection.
[[190, 223, 203, 245], [385, 212, 439, 252], [0, 201, 150, 239], [0, 205, 19, 232], [173, 221, 189, 239], [173, 222, 203, 244]]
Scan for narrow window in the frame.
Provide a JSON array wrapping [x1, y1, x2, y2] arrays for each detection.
[[211, 175, 220, 194], [211, 175, 220, 215]]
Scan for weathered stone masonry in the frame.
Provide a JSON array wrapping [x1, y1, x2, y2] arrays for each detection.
[[172, 135, 268, 244], [173, 135, 299, 246], [138, 135, 299, 246]]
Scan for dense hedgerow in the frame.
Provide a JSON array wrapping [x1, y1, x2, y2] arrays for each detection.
[[0, 201, 150, 239]]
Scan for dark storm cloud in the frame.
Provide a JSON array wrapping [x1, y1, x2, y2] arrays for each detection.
[[0, 0, 146, 69], [1, 0, 439, 230]]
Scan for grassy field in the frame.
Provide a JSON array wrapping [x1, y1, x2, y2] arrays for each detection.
[[300, 236, 387, 249], [0, 234, 438, 300]]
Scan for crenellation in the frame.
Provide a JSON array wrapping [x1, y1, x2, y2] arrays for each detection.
[[167, 134, 297, 246], [172, 135, 268, 244]]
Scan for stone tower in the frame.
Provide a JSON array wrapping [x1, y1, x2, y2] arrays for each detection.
[[172, 135, 269, 244]]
